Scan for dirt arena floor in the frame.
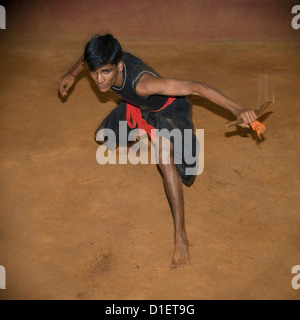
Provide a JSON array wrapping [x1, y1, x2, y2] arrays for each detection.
[[0, 37, 299, 300]]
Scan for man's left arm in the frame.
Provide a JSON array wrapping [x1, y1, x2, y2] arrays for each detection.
[[136, 75, 257, 127]]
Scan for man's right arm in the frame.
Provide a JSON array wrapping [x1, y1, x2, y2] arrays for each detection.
[[58, 55, 85, 97]]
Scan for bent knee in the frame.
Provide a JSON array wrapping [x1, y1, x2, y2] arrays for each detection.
[[95, 129, 104, 143], [94, 122, 106, 143]]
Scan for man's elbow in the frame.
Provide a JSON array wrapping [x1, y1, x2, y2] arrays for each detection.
[[189, 81, 204, 97]]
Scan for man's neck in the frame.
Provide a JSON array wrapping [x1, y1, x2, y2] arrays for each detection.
[[113, 63, 124, 88]]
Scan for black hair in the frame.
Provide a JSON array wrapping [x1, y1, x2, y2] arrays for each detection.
[[84, 34, 123, 72]]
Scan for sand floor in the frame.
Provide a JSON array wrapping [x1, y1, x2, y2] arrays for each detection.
[[0, 39, 299, 300]]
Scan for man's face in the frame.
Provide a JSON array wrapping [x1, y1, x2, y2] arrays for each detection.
[[90, 62, 123, 93]]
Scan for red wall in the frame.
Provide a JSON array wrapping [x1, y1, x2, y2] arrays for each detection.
[[2, 0, 300, 42]]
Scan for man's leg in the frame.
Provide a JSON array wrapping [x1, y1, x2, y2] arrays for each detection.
[[95, 101, 139, 147], [94, 121, 106, 143], [157, 137, 190, 268]]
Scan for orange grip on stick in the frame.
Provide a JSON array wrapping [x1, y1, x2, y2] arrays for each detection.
[[250, 121, 266, 140]]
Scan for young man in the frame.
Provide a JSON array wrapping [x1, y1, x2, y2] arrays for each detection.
[[58, 34, 257, 268]]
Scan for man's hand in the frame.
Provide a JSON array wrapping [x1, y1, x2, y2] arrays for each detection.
[[236, 109, 258, 128], [58, 72, 75, 98]]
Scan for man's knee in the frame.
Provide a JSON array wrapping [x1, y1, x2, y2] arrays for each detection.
[[158, 137, 174, 168], [94, 122, 105, 143]]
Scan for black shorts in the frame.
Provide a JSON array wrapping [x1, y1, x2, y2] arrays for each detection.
[[99, 97, 199, 186]]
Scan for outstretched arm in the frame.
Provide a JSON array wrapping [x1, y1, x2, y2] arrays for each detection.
[[136, 75, 257, 127], [58, 55, 85, 97]]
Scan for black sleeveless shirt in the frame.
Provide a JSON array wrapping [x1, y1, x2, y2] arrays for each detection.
[[111, 52, 170, 111]]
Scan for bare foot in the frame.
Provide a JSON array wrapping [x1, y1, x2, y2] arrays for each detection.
[[171, 239, 190, 268]]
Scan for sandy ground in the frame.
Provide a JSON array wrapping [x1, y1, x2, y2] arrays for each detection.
[[0, 39, 299, 300]]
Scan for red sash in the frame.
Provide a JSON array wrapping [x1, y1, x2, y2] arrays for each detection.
[[126, 97, 175, 143]]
